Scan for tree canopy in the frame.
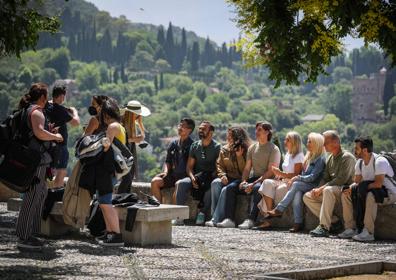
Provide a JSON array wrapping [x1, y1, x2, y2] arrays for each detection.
[[228, 0, 396, 86], [0, 0, 61, 58]]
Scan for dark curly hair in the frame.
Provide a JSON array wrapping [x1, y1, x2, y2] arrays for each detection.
[[228, 126, 251, 159]]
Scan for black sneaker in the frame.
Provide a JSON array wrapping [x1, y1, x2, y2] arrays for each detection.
[[95, 231, 110, 243], [99, 233, 124, 247], [17, 236, 44, 251]]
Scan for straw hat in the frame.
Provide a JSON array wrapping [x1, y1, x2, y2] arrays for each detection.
[[121, 100, 151, 117]]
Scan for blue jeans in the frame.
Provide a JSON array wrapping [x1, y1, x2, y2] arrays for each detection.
[[176, 177, 211, 214], [275, 181, 315, 224], [211, 178, 241, 223]]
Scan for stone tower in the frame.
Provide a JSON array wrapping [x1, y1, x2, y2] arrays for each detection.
[[351, 67, 387, 125]]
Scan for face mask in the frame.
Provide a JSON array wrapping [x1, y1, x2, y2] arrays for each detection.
[[88, 106, 97, 116]]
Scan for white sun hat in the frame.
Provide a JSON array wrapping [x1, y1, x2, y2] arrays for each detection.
[[121, 100, 151, 117]]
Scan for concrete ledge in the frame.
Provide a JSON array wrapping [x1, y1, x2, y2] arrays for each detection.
[[257, 261, 396, 280], [8, 197, 189, 246], [141, 182, 396, 240]]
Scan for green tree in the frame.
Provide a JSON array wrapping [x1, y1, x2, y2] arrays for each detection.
[[130, 50, 155, 71], [76, 64, 101, 90], [155, 59, 171, 73], [229, 0, 396, 85], [44, 48, 70, 78], [40, 68, 59, 85], [320, 82, 352, 123], [0, 0, 61, 57], [331, 67, 353, 83], [389, 96, 396, 117], [18, 66, 33, 85], [190, 42, 200, 72]]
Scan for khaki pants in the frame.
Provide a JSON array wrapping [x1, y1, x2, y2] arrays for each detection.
[[341, 191, 396, 234], [303, 185, 342, 230]]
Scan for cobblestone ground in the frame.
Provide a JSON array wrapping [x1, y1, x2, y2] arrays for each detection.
[[1, 202, 396, 279]]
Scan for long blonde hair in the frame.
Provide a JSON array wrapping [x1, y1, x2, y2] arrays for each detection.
[[286, 131, 302, 157], [304, 132, 325, 166]]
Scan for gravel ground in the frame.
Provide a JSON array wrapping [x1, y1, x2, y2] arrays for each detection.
[[1, 202, 396, 279]]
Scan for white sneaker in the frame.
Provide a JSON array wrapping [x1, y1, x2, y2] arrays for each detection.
[[352, 228, 374, 242], [171, 218, 184, 226], [205, 219, 216, 227], [338, 228, 357, 239], [238, 219, 254, 229], [217, 218, 236, 228]]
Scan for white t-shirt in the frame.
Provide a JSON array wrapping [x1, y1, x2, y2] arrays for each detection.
[[354, 153, 396, 194], [282, 152, 304, 174]]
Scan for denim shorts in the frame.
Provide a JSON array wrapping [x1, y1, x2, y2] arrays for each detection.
[[97, 192, 112, 205], [55, 145, 69, 169]]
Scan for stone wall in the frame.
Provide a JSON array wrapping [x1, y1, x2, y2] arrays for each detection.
[[131, 182, 396, 240]]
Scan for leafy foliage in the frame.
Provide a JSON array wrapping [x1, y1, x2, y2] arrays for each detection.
[[229, 0, 396, 86]]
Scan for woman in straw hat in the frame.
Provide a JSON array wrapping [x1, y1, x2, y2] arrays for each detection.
[[118, 100, 151, 193]]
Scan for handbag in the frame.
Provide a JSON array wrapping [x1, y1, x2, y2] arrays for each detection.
[[0, 140, 41, 193]]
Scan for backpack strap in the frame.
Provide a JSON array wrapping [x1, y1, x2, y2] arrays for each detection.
[[359, 154, 377, 173]]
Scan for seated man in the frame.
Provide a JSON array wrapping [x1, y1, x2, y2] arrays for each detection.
[[150, 118, 195, 203], [339, 136, 396, 241], [303, 130, 356, 237], [174, 121, 221, 225], [238, 121, 281, 229]]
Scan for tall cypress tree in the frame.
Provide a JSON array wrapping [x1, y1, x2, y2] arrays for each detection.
[[180, 28, 187, 65], [154, 75, 158, 92], [201, 37, 214, 68], [115, 31, 124, 64], [157, 25, 165, 46], [113, 67, 119, 84], [89, 20, 97, 62], [160, 72, 164, 89], [101, 29, 112, 63], [383, 69, 396, 115], [191, 41, 200, 72], [67, 35, 77, 59], [164, 22, 175, 70], [220, 42, 228, 67]]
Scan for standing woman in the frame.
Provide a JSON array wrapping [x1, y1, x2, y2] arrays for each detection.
[[96, 99, 126, 246], [267, 132, 326, 232], [255, 131, 304, 229], [16, 83, 63, 250], [84, 95, 109, 136], [118, 100, 151, 193]]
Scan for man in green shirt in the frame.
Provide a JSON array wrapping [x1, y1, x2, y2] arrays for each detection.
[[303, 130, 356, 237]]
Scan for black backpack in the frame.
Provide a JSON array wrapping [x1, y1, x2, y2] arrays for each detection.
[[0, 108, 30, 144], [0, 106, 42, 193]]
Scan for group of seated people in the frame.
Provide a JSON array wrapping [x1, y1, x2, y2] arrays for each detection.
[[150, 119, 396, 242]]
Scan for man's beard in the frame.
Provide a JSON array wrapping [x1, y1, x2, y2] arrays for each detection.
[[199, 132, 207, 139]]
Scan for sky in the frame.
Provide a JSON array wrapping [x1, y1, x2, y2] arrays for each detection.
[[86, 0, 364, 51]]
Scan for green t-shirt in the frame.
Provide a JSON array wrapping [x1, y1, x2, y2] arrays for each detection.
[[189, 140, 221, 173]]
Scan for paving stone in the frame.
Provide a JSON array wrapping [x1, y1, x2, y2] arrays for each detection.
[[1, 202, 396, 279]]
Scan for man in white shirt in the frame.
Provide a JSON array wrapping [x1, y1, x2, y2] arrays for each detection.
[[339, 136, 396, 242]]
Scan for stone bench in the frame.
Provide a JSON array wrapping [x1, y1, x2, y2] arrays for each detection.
[[132, 183, 396, 240], [7, 197, 189, 246]]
